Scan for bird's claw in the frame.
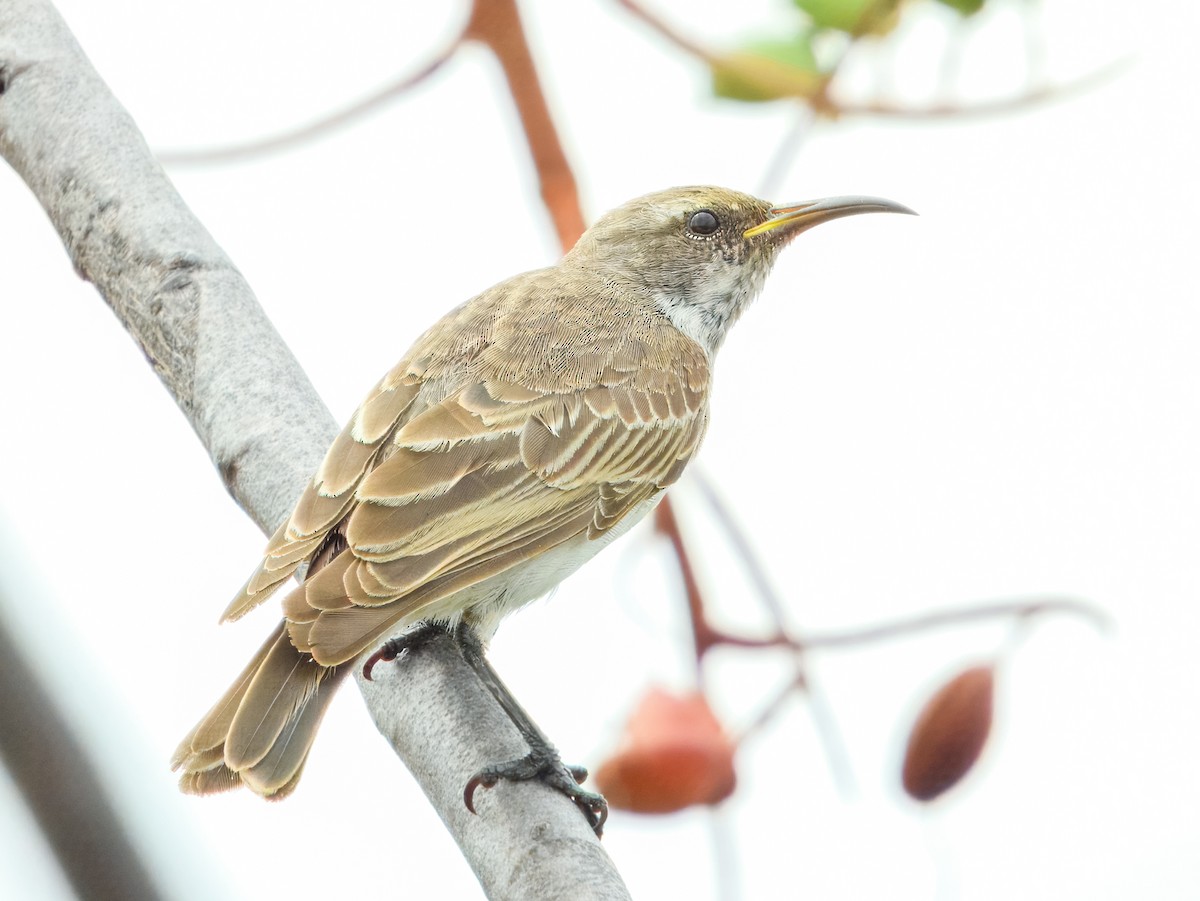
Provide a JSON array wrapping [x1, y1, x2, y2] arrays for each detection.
[[361, 641, 401, 681], [464, 749, 608, 836], [363, 625, 444, 680]]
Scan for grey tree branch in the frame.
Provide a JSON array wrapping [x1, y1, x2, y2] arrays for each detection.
[[0, 1, 628, 898]]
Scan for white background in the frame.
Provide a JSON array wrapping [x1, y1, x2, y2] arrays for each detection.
[[1, 0, 1197, 898]]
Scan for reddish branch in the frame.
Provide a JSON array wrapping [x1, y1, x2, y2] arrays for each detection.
[[466, 0, 585, 251], [654, 500, 723, 666]]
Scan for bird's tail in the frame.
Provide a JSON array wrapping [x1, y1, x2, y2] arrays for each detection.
[[171, 620, 348, 798]]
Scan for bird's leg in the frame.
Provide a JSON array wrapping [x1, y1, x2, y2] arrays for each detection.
[[454, 622, 608, 836], [362, 622, 608, 835], [361, 622, 447, 681]]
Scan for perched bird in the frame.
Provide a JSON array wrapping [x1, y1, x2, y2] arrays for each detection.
[[172, 186, 912, 825]]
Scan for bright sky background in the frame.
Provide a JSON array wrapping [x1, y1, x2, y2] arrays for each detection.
[[2, 0, 1197, 898]]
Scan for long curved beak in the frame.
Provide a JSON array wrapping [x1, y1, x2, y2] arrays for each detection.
[[744, 195, 916, 239]]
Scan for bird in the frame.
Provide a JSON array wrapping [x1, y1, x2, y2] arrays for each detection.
[[172, 185, 913, 827]]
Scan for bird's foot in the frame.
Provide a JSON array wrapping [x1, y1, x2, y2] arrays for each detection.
[[464, 745, 608, 836], [362, 624, 445, 680]]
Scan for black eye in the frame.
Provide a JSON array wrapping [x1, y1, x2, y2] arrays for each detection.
[[687, 209, 720, 236]]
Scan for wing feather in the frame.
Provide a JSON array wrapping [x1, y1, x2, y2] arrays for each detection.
[[356, 378, 420, 443], [220, 372, 419, 622]]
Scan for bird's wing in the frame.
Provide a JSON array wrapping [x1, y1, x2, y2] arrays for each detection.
[[221, 281, 711, 666], [286, 347, 711, 665]]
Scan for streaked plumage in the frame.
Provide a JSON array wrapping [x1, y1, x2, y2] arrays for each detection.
[[173, 186, 913, 799]]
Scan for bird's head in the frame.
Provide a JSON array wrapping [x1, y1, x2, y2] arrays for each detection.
[[567, 185, 914, 353]]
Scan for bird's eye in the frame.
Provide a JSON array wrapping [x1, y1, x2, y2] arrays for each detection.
[[687, 210, 720, 236]]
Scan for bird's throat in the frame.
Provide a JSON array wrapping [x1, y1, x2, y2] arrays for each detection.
[[652, 263, 763, 355]]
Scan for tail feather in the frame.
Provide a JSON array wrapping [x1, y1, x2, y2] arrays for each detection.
[[224, 628, 324, 771], [177, 627, 277, 762], [241, 670, 340, 796], [172, 620, 348, 798], [178, 763, 242, 796]]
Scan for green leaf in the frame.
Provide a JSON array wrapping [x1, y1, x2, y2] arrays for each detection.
[[935, 0, 986, 14], [793, 0, 900, 36], [711, 37, 823, 103]]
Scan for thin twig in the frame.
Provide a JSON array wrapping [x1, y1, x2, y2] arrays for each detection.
[[731, 662, 858, 798], [689, 471, 857, 790], [675, 593, 1107, 657], [616, 0, 1124, 124], [158, 30, 467, 165], [734, 668, 808, 747], [829, 60, 1129, 120], [614, 0, 718, 64], [653, 498, 719, 678], [689, 469, 791, 629], [798, 595, 1110, 650], [707, 806, 743, 901], [756, 108, 814, 200]]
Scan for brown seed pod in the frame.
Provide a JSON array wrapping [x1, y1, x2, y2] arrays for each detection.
[[594, 688, 737, 814], [901, 664, 995, 802]]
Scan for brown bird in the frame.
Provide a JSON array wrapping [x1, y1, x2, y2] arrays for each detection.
[[172, 186, 912, 826]]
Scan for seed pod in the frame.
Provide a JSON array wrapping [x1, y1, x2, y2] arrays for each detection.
[[594, 688, 736, 814], [901, 664, 995, 801]]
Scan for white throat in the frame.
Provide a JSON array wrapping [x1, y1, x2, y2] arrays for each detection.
[[652, 260, 762, 355]]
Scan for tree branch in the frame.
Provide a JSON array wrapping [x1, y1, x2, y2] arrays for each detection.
[[0, 593, 163, 901], [0, 1, 628, 897], [467, 0, 585, 253]]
